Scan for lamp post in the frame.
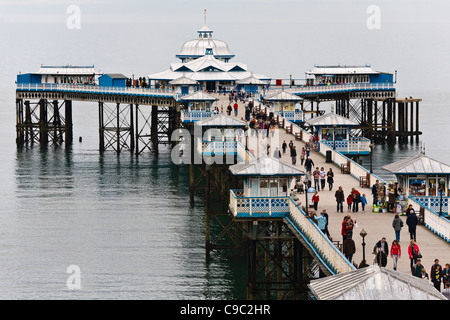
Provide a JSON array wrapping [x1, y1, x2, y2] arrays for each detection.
[[369, 141, 373, 174], [304, 179, 309, 213], [360, 229, 368, 267], [439, 180, 444, 217]]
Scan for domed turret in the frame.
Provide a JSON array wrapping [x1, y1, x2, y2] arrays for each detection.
[[176, 10, 235, 63]]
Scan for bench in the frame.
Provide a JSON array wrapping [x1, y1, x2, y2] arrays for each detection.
[[359, 173, 370, 188], [341, 161, 350, 174]]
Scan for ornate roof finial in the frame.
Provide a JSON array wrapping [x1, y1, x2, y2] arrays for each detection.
[[198, 9, 213, 37]]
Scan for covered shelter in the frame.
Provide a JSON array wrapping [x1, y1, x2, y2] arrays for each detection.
[[179, 90, 218, 123], [263, 90, 304, 122], [308, 265, 447, 300], [235, 74, 270, 94], [383, 153, 450, 197], [306, 112, 371, 155], [169, 75, 199, 95], [229, 155, 305, 198], [305, 65, 394, 86]]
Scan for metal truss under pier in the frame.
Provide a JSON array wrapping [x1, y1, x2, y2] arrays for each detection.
[[16, 87, 180, 154]]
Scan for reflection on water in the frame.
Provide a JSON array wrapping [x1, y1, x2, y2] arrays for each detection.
[[5, 146, 246, 299]]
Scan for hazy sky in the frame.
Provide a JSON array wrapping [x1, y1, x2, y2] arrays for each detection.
[[1, 0, 449, 92]]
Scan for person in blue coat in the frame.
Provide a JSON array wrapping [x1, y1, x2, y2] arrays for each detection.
[[360, 194, 368, 212]]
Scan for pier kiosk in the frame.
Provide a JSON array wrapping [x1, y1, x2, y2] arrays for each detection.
[[263, 90, 304, 123], [229, 155, 305, 218], [195, 113, 248, 159], [383, 153, 450, 197], [235, 75, 269, 94], [179, 90, 217, 123], [306, 112, 371, 156], [170, 75, 199, 96]]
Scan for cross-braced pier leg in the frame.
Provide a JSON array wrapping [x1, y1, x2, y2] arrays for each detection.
[[16, 99, 71, 147], [98, 101, 134, 153]]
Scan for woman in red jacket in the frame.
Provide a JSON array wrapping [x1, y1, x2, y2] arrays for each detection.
[[390, 240, 401, 270]]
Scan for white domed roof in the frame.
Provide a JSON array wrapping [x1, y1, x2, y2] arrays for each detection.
[[177, 37, 234, 59]]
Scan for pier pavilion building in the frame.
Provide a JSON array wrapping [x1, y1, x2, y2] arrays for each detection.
[[305, 65, 394, 86], [147, 17, 270, 93], [17, 65, 99, 85]]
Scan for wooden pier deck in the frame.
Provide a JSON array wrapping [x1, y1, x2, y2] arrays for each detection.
[[217, 93, 450, 279]]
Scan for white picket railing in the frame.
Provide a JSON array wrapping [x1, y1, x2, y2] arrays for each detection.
[[16, 83, 175, 97], [409, 197, 450, 243]]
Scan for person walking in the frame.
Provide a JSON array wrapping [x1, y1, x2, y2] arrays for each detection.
[[304, 156, 314, 173], [442, 283, 450, 300], [392, 214, 404, 242], [313, 167, 321, 191], [300, 147, 306, 165], [373, 237, 389, 267], [360, 194, 367, 212], [343, 238, 356, 263], [341, 216, 349, 243], [312, 192, 319, 211], [443, 263, 450, 288], [319, 167, 326, 191], [233, 101, 238, 116], [327, 168, 334, 190], [430, 259, 443, 292], [351, 188, 361, 212], [335, 186, 344, 213], [406, 210, 418, 241], [414, 259, 424, 278], [345, 214, 355, 240], [390, 240, 401, 270], [408, 239, 420, 275], [282, 140, 287, 154], [290, 145, 297, 165], [321, 209, 331, 239], [346, 193, 353, 212], [371, 179, 379, 206], [405, 204, 416, 216], [309, 211, 327, 235]]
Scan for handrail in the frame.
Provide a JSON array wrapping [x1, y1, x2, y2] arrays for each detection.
[[287, 198, 356, 275], [408, 197, 450, 242], [16, 83, 175, 97], [228, 190, 356, 275]]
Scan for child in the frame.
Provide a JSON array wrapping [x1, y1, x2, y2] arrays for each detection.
[[360, 194, 368, 212], [312, 192, 320, 211], [346, 194, 353, 212]]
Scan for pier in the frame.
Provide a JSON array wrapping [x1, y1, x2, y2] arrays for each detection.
[[13, 18, 450, 300]]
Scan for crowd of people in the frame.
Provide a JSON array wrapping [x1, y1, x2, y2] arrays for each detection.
[[222, 92, 450, 298]]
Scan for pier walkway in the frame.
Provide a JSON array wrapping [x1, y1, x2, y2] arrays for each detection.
[[215, 93, 450, 278]]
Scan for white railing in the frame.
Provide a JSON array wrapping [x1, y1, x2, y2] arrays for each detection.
[[409, 197, 450, 243], [275, 111, 304, 122], [228, 189, 356, 274], [321, 137, 371, 154], [410, 196, 449, 214], [229, 189, 291, 218], [279, 83, 395, 95], [181, 110, 212, 122], [287, 199, 356, 274], [16, 83, 175, 97], [278, 117, 384, 186]]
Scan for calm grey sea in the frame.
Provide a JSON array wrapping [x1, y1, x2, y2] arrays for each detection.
[[0, 86, 447, 299]]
